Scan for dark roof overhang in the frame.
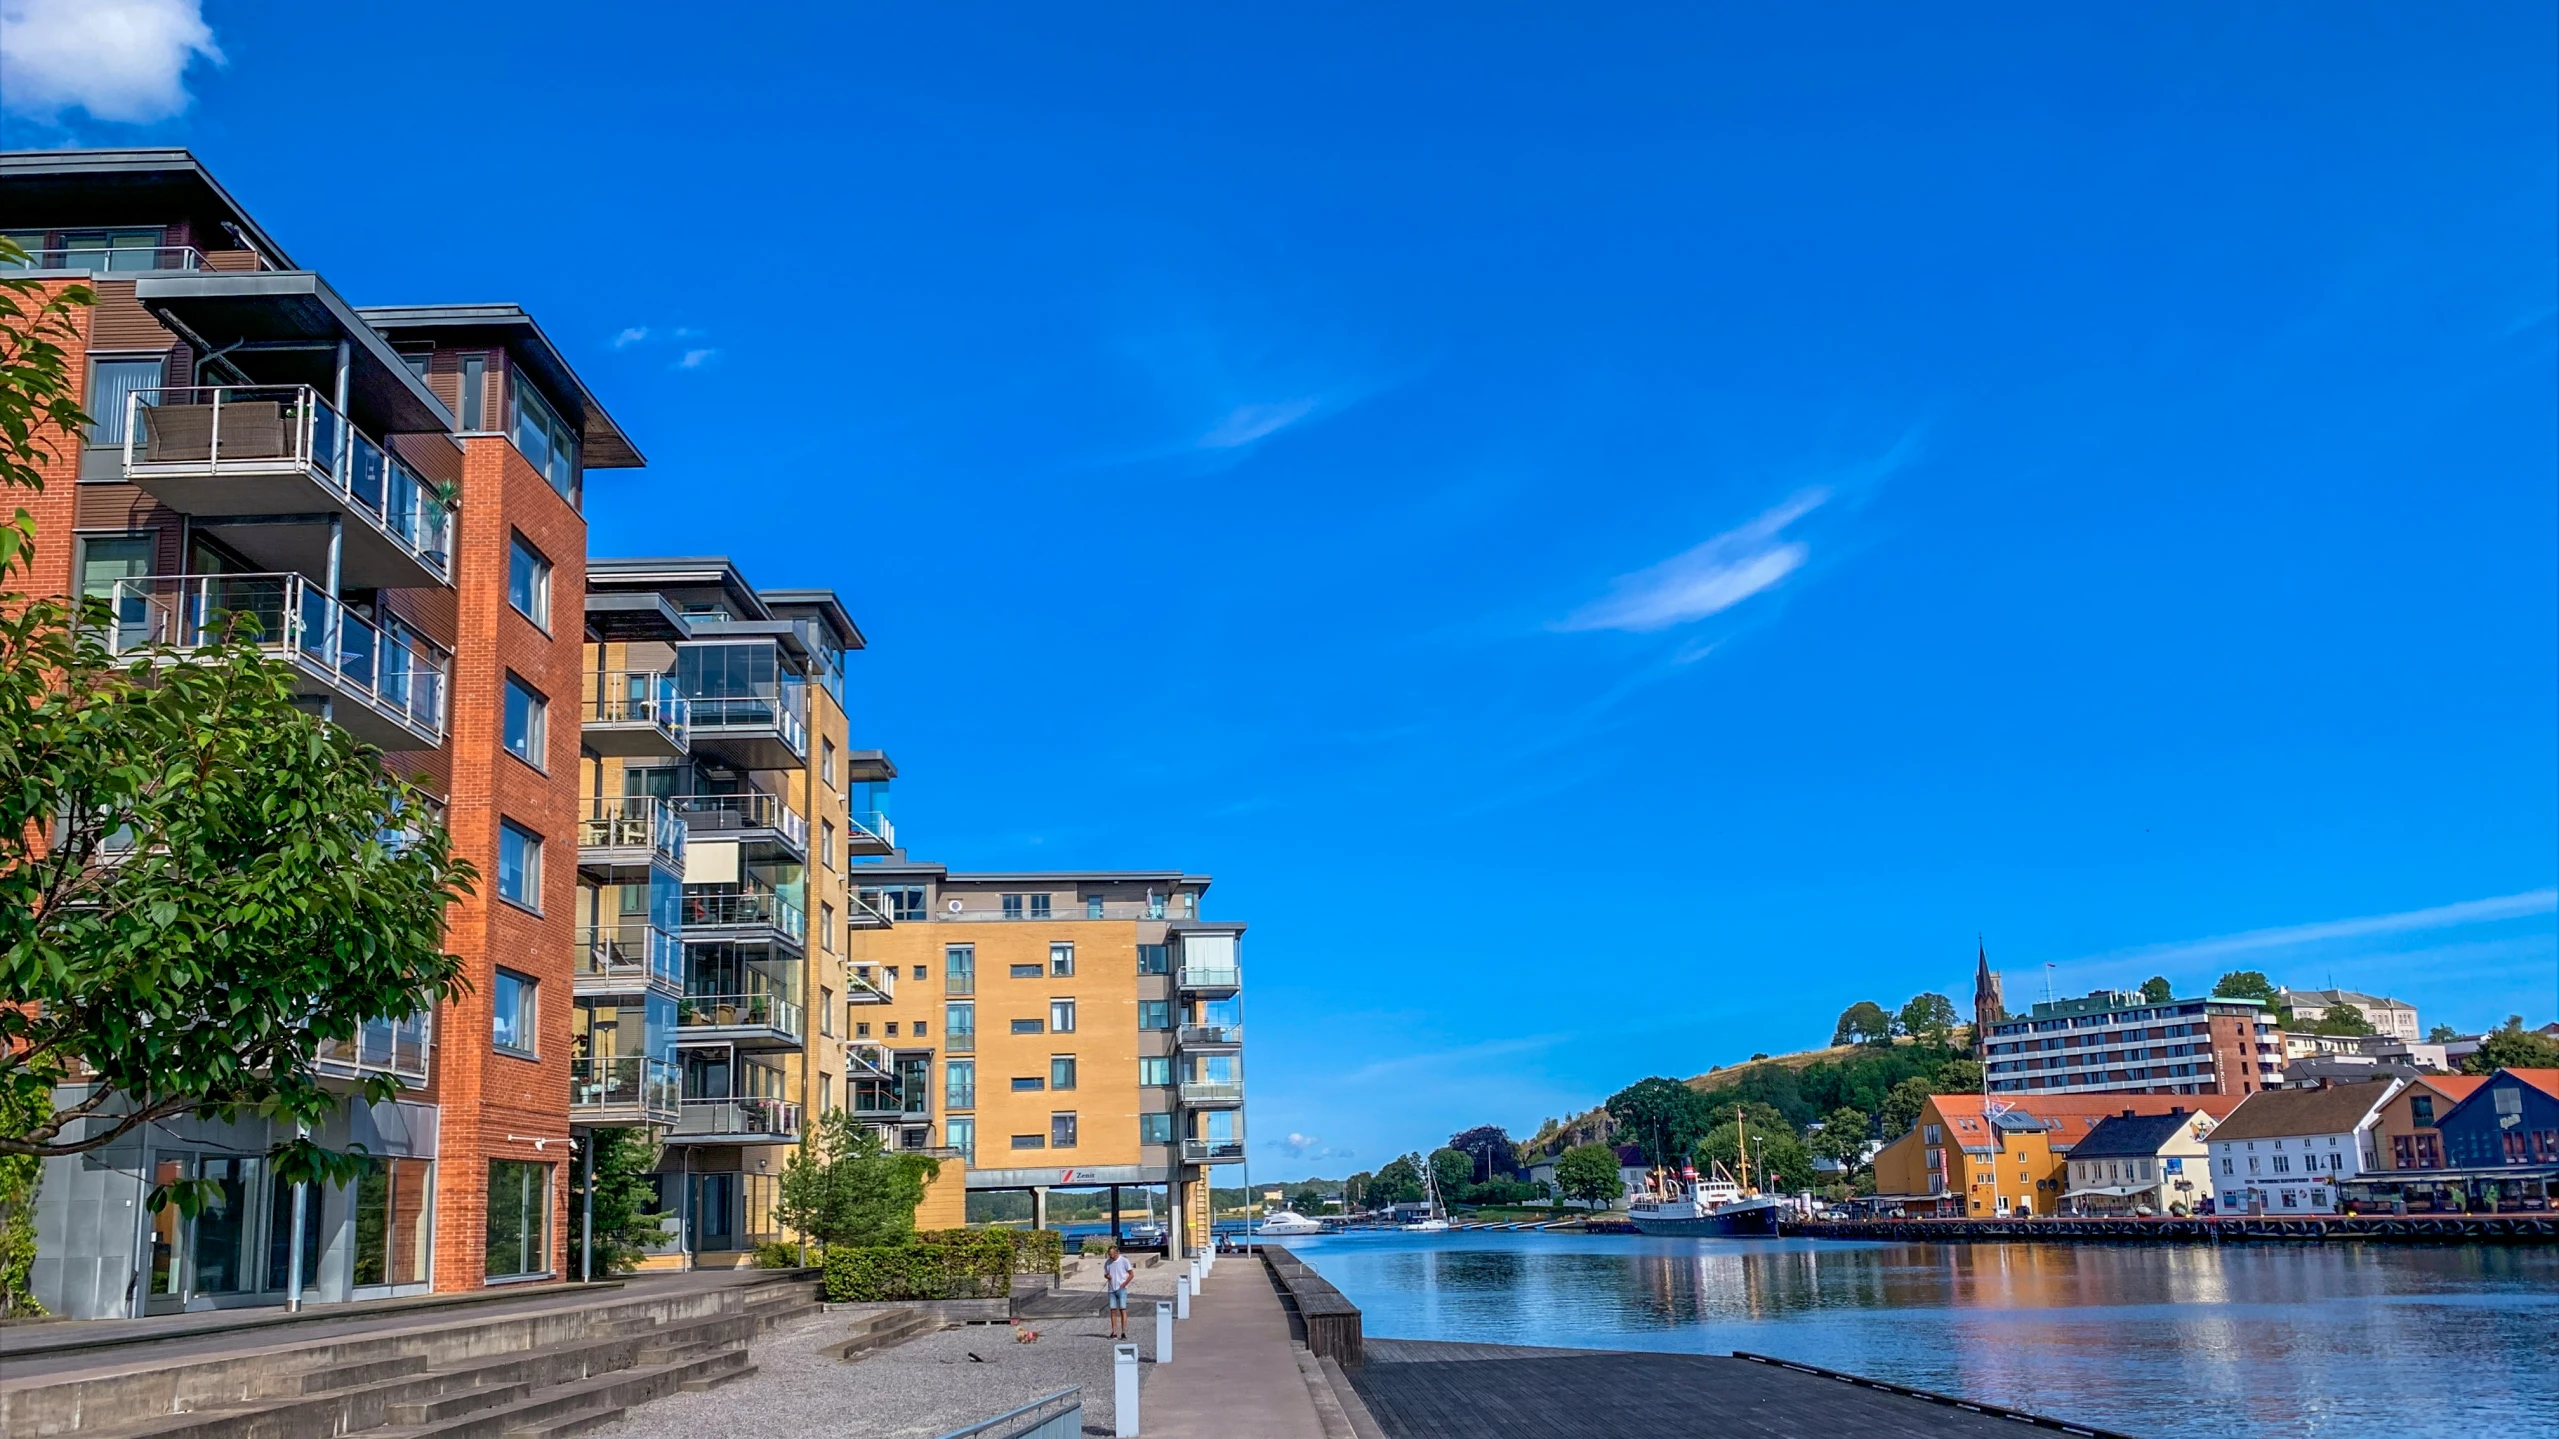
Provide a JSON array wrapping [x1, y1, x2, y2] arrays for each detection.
[[356, 304, 642, 469], [133, 271, 453, 437], [0, 148, 295, 269]]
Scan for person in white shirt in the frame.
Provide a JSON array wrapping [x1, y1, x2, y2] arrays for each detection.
[[1103, 1244, 1135, 1338]]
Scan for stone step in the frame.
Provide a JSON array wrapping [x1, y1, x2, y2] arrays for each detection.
[[500, 1405, 625, 1439], [677, 1363, 757, 1395], [251, 1353, 434, 1398], [370, 1349, 749, 1439], [826, 1310, 938, 1362]]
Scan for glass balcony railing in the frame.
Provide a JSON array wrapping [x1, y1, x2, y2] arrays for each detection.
[[846, 808, 895, 853], [575, 921, 682, 990], [570, 1056, 679, 1123], [1178, 965, 1242, 993], [1181, 1138, 1245, 1164], [1177, 1023, 1242, 1048], [582, 670, 688, 744], [1178, 1081, 1244, 1106], [682, 889, 806, 943], [685, 690, 808, 757], [676, 991, 804, 1040], [578, 797, 686, 866], [673, 1096, 802, 1140], [3, 244, 207, 273], [105, 573, 450, 746], [317, 1012, 430, 1085], [666, 791, 806, 851], [124, 387, 456, 584]]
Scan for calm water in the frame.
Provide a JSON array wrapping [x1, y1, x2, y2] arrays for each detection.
[[1273, 1231, 2559, 1439]]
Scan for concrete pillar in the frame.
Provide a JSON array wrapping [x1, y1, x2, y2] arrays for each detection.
[[1113, 1343, 1140, 1436], [1033, 1186, 1049, 1232]]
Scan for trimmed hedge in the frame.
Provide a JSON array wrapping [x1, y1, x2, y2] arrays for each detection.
[[820, 1227, 1065, 1301]]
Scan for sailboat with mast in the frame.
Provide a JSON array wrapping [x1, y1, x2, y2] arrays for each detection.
[[1625, 1114, 1786, 1237], [1402, 1161, 1452, 1232]]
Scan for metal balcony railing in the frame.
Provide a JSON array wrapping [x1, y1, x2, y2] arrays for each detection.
[[4, 244, 208, 273], [935, 898, 1190, 922], [666, 791, 806, 851], [124, 387, 456, 584], [575, 921, 682, 990], [1177, 1024, 1242, 1048], [846, 963, 895, 1002], [1181, 1139, 1245, 1164], [685, 690, 808, 758], [848, 892, 895, 930], [677, 991, 804, 1040], [1178, 1081, 1244, 1106], [845, 1043, 897, 1079], [582, 670, 689, 743], [682, 888, 806, 942], [316, 1012, 430, 1085], [105, 573, 450, 746], [1178, 965, 1242, 992], [570, 1056, 679, 1122], [673, 1096, 802, 1140], [579, 797, 686, 866], [846, 809, 895, 853]]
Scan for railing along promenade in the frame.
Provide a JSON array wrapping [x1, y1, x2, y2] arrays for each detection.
[[1784, 1213, 2559, 1243], [1261, 1245, 1363, 1367]]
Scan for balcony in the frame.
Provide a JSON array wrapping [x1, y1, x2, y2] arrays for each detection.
[[681, 888, 807, 948], [316, 1013, 430, 1087], [667, 791, 806, 859], [3, 242, 210, 273], [574, 921, 682, 997], [581, 671, 689, 759], [848, 892, 896, 931], [577, 798, 686, 881], [1177, 1024, 1242, 1051], [1178, 1081, 1244, 1108], [570, 1056, 679, 1128], [846, 1042, 897, 1079], [1181, 1139, 1245, 1165], [845, 808, 896, 857], [669, 1097, 803, 1144], [123, 387, 456, 591], [1177, 965, 1242, 997], [936, 898, 1181, 923], [676, 991, 804, 1049], [106, 573, 449, 750], [845, 963, 895, 1004], [683, 690, 808, 770]]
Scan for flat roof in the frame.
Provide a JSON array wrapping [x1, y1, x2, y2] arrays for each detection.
[[134, 271, 453, 436], [758, 588, 867, 651], [0, 148, 297, 269], [588, 557, 770, 620], [358, 304, 641, 469]]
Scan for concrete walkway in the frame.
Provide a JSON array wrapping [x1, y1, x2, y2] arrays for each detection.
[[1142, 1258, 1331, 1438]]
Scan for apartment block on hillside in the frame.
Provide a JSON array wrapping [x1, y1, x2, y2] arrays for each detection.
[[6, 149, 639, 1315], [1980, 990, 2282, 1099]]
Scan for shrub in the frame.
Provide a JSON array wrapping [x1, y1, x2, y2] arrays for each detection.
[[822, 1239, 1011, 1302], [752, 1240, 806, 1270]]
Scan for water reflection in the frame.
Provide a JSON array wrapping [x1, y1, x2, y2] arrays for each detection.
[[1278, 1233, 2558, 1439]]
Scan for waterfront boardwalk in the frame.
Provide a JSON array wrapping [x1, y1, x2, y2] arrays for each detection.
[[1145, 1256, 1336, 1438], [1787, 1212, 2559, 1243]]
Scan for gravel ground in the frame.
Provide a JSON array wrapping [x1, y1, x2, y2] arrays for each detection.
[[597, 1259, 1189, 1439]]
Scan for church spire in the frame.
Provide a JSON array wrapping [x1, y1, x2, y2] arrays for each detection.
[[1971, 936, 2006, 1055]]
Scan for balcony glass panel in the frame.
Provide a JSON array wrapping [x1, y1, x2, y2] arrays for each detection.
[[106, 573, 449, 744]]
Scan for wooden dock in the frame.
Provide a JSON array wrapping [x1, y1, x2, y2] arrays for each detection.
[[1783, 1213, 2559, 1244]]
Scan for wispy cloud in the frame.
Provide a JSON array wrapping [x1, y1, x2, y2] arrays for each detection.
[[2072, 890, 2558, 972], [611, 327, 649, 349], [1, 0, 222, 124], [1199, 398, 1320, 450], [676, 348, 720, 370], [1271, 1132, 1351, 1162], [1553, 489, 1830, 633], [1345, 1033, 1572, 1083]]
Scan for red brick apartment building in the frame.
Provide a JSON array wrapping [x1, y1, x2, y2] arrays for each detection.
[[1981, 989, 2285, 1100], [3, 149, 641, 1316]]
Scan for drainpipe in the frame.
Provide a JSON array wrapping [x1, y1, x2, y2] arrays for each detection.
[[579, 1134, 595, 1283], [285, 1122, 308, 1312]]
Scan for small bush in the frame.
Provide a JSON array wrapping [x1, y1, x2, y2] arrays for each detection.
[[822, 1240, 1011, 1302], [752, 1241, 806, 1270]]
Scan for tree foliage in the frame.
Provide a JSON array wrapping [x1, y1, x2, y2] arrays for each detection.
[[1426, 1146, 1473, 1199], [2311, 1002, 2375, 1038], [0, 257, 472, 1212], [775, 1113, 942, 1253], [571, 1127, 671, 1276], [2212, 971, 2279, 1003], [2427, 1024, 2460, 1044], [1554, 1142, 1626, 1207], [1832, 1001, 1894, 1047], [1446, 1124, 1521, 1181], [1877, 1076, 1939, 1140], [1606, 1076, 1713, 1164], [2140, 976, 2174, 1003], [1694, 1110, 1810, 1192], [1368, 1153, 1425, 1206], [1810, 1107, 1873, 1176], [1897, 993, 1959, 1046], [2462, 1016, 2559, 1075], [0, 237, 92, 571]]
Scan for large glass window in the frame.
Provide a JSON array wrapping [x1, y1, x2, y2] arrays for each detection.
[[351, 1157, 433, 1288], [945, 1060, 975, 1111], [1049, 943, 1074, 978], [503, 674, 547, 767], [459, 354, 488, 430], [87, 357, 162, 446], [944, 945, 975, 996], [498, 821, 542, 908], [1051, 1113, 1078, 1149], [485, 1159, 551, 1278], [76, 533, 153, 596], [1137, 944, 1169, 975], [1138, 1001, 1171, 1031], [946, 1118, 974, 1160], [1050, 1056, 1077, 1091], [944, 1001, 975, 1053], [1138, 1057, 1171, 1087], [493, 969, 537, 1054], [507, 533, 550, 626], [1140, 1113, 1174, 1145], [508, 372, 581, 505], [1050, 999, 1076, 1034]]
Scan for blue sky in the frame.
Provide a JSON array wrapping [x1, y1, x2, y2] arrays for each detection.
[[8, 3, 2554, 1175]]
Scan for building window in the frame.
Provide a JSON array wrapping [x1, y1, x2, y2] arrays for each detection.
[[458, 353, 488, 430], [947, 1118, 974, 1159], [1051, 1056, 1077, 1091], [914, 1019, 927, 1037], [1010, 1018, 1044, 1035], [86, 356, 162, 446], [820, 903, 835, 952], [855, 1022, 870, 1038], [913, 965, 926, 981], [819, 819, 835, 867], [497, 821, 542, 909], [1012, 1076, 1045, 1092], [484, 1159, 550, 1279], [1138, 944, 1169, 975], [1050, 999, 1076, 1034], [1030, 894, 1051, 919], [1010, 963, 1042, 979], [885, 1022, 899, 1037], [508, 372, 582, 506], [1050, 943, 1074, 978], [1086, 894, 1105, 919], [1140, 1113, 1174, 1144], [506, 533, 550, 627], [945, 1062, 975, 1111], [819, 988, 835, 1036], [1138, 1001, 1171, 1031], [2410, 1095, 2435, 1126], [1051, 1113, 1078, 1149], [1012, 1133, 1046, 1150], [502, 674, 547, 768], [76, 533, 153, 598], [492, 970, 536, 1055], [1139, 1056, 1171, 1086], [820, 737, 836, 787], [945, 945, 975, 996]]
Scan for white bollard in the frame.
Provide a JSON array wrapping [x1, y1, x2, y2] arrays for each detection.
[[1114, 1343, 1141, 1437], [1156, 1300, 1174, 1363], [1176, 1272, 1191, 1320]]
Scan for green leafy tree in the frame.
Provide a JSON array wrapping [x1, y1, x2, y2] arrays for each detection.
[[1428, 1146, 1474, 1201], [0, 236, 92, 570], [2212, 971, 2279, 1003], [2462, 1016, 2559, 1075], [571, 1128, 672, 1276], [1832, 1001, 1895, 1047], [2427, 1024, 2460, 1044], [0, 251, 473, 1222], [1446, 1124, 1520, 1182], [1554, 1142, 1625, 1208], [775, 1113, 942, 1253], [1897, 993, 1960, 1046], [1694, 1115, 1811, 1193], [1606, 1076, 1712, 1164], [1933, 1058, 1984, 1094], [2311, 1003, 2376, 1038], [1344, 1170, 1373, 1208], [1877, 1076, 1938, 1139], [1369, 1153, 1426, 1206], [2140, 976, 2174, 1003], [1810, 1107, 1872, 1178]]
